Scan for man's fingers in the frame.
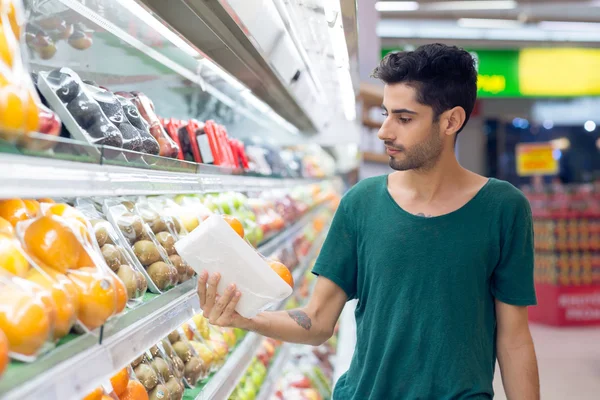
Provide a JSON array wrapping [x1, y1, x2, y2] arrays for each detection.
[[203, 272, 220, 315], [218, 290, 241, 323], [208, 284, 236, 324], [197, 271, 208, 308]]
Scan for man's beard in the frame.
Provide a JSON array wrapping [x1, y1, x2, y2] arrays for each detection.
[[387, 126, 444, 172]]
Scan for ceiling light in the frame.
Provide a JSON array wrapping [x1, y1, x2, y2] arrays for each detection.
[[539, 21, 600, 31], [543, 120, 554, 130], [375, 1, 419, 12], [425, 1, 517, 11], [458, 18, 523, 29], [584, 120, 597, 132]]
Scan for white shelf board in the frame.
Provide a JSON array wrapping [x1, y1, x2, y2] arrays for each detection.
[[0, 153, 324, 198]]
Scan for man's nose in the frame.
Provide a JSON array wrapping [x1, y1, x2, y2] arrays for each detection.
[[377, 118, 394, 141]]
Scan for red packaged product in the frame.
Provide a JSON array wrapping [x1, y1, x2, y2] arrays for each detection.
[[177, 119, 205, 163], [217, 124, 235, 168], [120, 91, 180, 158], [203, 121, 222, 166], [162, 118, 184, 160]]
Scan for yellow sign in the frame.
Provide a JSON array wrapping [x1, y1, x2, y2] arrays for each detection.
[[516, 143, 559, 177]]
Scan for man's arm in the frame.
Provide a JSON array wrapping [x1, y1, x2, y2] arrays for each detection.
[[496, 299, 540, 400], [198, 271, 348, 346]]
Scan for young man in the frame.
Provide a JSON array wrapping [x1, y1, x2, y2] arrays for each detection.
[[198, 44, 540, 399]]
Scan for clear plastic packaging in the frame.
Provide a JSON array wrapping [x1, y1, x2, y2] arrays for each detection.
[[117, 91, 180, 158], [37, 67, 124, 148], [175, 214, 293, 318], [150, 341, 186, 400], [0, 272, 54, 361], [132, 351, 173, 399], [76, 200, 147, 306], [16, 203, 123, 331], [115, 94, 160, 155], [104, 199, 178, 293], [165, 328, 209, 386]]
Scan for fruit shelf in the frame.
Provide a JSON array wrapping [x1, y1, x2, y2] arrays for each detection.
[[0, 207, 330, 400], [255, 344, 293, 400], [0, 278, 199, 400], [186, 224, 330, 400], [0, 152, 328, 199]]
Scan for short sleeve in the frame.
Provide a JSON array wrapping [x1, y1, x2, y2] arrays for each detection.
[[312, 200, 358, 300], [491, 195, 537, 306]]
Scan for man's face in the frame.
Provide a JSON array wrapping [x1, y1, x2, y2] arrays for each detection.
[[378, 83, 444, 171]]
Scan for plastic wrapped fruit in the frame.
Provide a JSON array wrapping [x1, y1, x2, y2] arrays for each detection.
[[43, 68, 124, 148], [66, 267, 116, 330], [115, 94, 160, 155], [91, 87, 143, 153], [128, 91, 179, 158], [0, 275, 52, 357]]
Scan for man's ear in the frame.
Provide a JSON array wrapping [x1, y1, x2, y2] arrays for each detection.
[[441, 107, 467, 136]]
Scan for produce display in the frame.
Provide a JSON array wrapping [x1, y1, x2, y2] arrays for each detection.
[[26, 14, 94, 60], [523, 182, 600, 326]]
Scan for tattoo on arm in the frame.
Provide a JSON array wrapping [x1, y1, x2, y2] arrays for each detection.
[[287, 310, 312, 330]]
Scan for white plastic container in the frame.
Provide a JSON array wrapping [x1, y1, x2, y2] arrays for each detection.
[[175, 215, 293, 318]]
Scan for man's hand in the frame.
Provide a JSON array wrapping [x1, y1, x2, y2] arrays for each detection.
[[197, 271, 246, 328], [197, 271, 348, 346]]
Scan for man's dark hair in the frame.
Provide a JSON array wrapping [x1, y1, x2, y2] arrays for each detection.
[[372, 43, 477, 134]]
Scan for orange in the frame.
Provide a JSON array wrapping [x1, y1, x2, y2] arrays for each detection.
[[41, 266, 81, 314], [82, 387, 103, 400], [182, 323, 194, 340], [67, 268, 116, 330], [17, 277, 58, 331], [0, 30, 15, 68], [101, 396, 113, 400], [223, 215, 244, 238], [37, 198, 55, 204], [23, 200, 41, 218], [0, 234, 29, 277], [27, 268, 76, 340], [0, 285, 51, 356], [108, 271, 127, 314], [46, 204, 93, 244], [268, 260, 294, 288], [23, 215, 83, 273], [76, 248, 96, 269], [7, 1, 23, 38], [0, 328, 8, 377], [0, 217, 15, 236], [0, 86, 25, 131], [0, 199, 30, 227], [119, 380, 149, 400], [110, 368, 130, 396]]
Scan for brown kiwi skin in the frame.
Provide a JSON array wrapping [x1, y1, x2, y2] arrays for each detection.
[[168, 330, 180, 344], [156, 231, 176, 256], [131, 353, 146, 368], [147, 261, 177, 290], [117, 263, 138, 298], [172, 341, 192, 363], [101, 244, 122, 271], [133, 240, 161, 266], [165, 377, 184, 400], [148, 383, 169, 400], [134, 363, 159, 391]]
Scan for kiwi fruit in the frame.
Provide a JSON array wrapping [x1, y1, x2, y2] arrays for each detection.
[[121, 201, 136, 212], [131, 353, 145, 367], [172, 341, 192, 363], [165, 377, 184, 400], [169, 255, 193, 283], [138, 229, 153, 242], [149, 345, 161, 358], [183, 357, 203, 384], [147, 261, 177, 290], [133, 240, 161, 266], [168, 330, 180, 344], [117, 264, 138, 299], [148, 384, 169, 400], [136, 270, 148, 294], [156, 232, 176, 256], [101, 244, 121, 271], [150, 218, 168, 234], [94, 224, 108, 247], [171, 355, 184, 379], [118, 213, 143, 242], [134, 363, 158, 391], [169, 218, 181, 235], [151, 356, 172, 381]]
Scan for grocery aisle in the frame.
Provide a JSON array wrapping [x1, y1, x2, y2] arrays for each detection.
[[493, 324, 600, 400]]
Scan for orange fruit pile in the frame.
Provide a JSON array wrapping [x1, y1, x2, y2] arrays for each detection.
[[110, 368, 130, 397], [223, 215, 244, 238], [119, 380, 149, 400], [67, 268, 117, 331]]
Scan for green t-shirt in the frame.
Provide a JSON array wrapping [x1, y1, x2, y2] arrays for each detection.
[[312, 175, 536, 400]]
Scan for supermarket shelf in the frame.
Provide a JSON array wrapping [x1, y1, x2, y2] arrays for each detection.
[[0, 279, 199, 400], [258, 204, 328, 258], [0, 153, 325, 199], [256, 344, 293, 400]]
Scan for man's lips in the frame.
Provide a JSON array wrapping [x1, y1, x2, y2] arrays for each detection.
[[386, 147, 401, 155]]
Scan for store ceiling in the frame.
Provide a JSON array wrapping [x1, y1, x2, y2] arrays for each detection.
[[377, 0, 600, 48]]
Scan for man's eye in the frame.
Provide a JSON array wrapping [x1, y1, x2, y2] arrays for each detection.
[[399, 118, 412, 123], [381, 112, 388, 117]]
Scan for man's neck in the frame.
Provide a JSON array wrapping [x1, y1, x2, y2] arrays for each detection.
[[390, 150, 467, 203]]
